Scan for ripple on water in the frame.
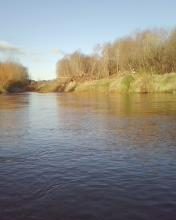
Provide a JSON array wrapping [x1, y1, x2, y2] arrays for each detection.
[[0, 93, 176, 220]]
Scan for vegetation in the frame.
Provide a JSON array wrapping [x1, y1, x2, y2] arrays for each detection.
[[27, 78, 72, 93], [0, 61, 29, 93], [28, 80, 63, 93], [57, 28, 176, 80], [1, 28, 176, 94], [74, 73, 176, 93]]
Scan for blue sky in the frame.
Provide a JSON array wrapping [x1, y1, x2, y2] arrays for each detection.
[[0, 0, 176, 80]]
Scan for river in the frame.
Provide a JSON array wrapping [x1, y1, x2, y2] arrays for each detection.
[[0, 92, 176, 220]]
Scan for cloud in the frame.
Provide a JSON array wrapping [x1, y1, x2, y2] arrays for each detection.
[[51, 49, 65, 56], [0, 41, 24, 55]]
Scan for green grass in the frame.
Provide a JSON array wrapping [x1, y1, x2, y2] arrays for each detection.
[[0, 85, 8, 94], [35, 81, 63, 93], [110, 75, 135, 93], [2, 72, 175, 94], [75, 78, 113, 92], [152, 73, 176, 93], [74, 73, 176, 94]]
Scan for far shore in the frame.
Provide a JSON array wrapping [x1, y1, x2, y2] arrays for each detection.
[[1, 29, 176, 96], [22, 72, 176, 94], [1, 72, 176, 95]]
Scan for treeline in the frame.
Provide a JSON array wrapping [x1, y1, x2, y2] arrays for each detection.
[[57, 29, 176, 80], [0, 61, 29, 92]]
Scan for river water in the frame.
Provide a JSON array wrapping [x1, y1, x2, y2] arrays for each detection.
[[0, 92, 176, 220]]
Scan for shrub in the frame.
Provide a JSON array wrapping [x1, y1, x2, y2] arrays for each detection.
[[0, 61, 29, 92]]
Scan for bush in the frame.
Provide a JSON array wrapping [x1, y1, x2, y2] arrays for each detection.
[[0, 61, 29, 92]]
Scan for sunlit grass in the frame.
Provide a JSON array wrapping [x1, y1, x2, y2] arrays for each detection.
[[74, 73, 176, 94]]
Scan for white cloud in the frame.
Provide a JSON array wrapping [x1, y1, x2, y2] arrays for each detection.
[[0, 41, 24, 55], [51, 48, 65, 56]]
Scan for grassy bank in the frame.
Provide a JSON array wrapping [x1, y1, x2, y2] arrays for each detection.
[[54, 28, 176, 94], [2, 72, 176, 94], [74, 73, 176, 94], [0, 85, 5, 94], [27, 79, 76, 93], [31, 72, 176, 94]]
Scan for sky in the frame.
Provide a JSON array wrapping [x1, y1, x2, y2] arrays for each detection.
[[0, 0, 176, 80]]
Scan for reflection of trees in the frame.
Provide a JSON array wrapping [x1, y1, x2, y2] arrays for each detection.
[[56, 92, 176, 146], [56, 93, 176, 117], [0, 94, 29, 110], [1, 92, 175, 152], [0, 94, 29, 145]]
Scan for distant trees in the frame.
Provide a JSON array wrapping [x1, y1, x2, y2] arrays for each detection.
[[57, 51, 101, 80], [56, 28, 176, 80], [0, 61, 29, 92]]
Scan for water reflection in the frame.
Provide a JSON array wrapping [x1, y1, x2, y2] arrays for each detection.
[[57, 92, 176, 116], [0, 94, 30, 148], [56, 93, 176, 146], [0, 93, 29, 110]]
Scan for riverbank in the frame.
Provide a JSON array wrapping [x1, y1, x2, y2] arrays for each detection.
[[1, 72, 176, 94], [74, 73, 176, 93], [34, 72, 176, 94], [0, 84, 28, 94]]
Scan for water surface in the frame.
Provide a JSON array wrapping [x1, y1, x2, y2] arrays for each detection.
[[0, 92, 176, 220]]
